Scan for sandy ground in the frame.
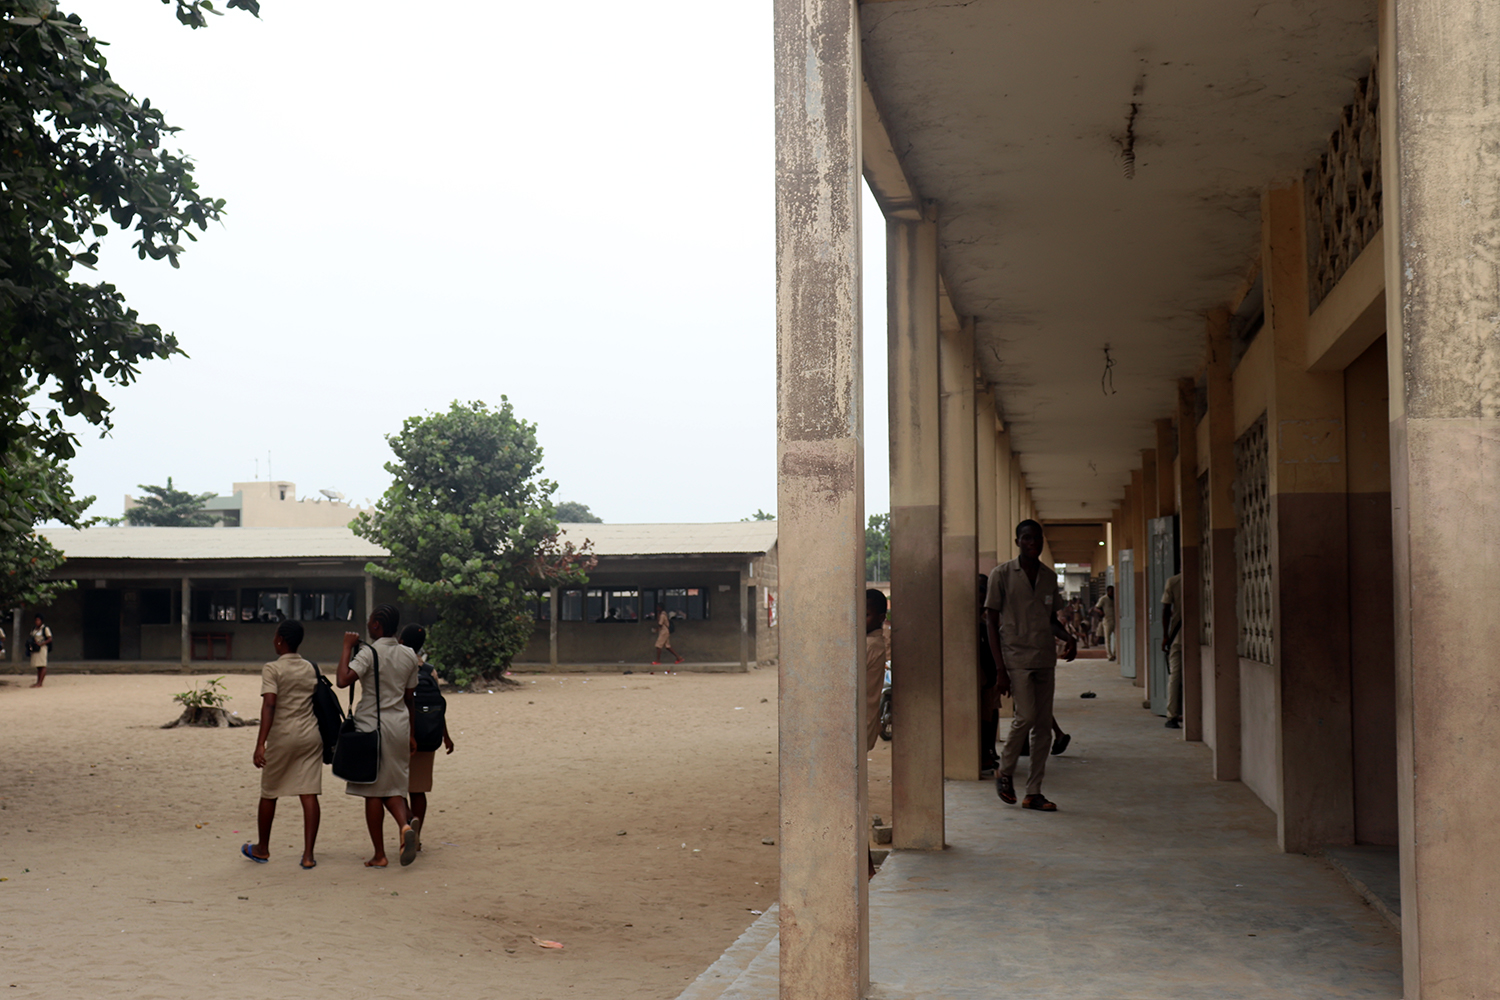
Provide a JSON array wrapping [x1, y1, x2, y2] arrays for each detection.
[[0, 665, 894, 1000]]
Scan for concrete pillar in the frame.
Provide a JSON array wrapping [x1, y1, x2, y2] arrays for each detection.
[[1008, 453, 1023, 558], [549, 586, 559, 669], [940, 316, 979, 781], [363, 572, 375, 630], [1135, 454, 1155, 690], [1263, 182, 1353, 854], [1203, 308, 1241, 781], [179, 576, 191, 668], [886, 215, 945, 851], [975, 390, 998, 575], [1382, 1, 1500, 990], [11, 608, 21, 663], [1155, 418, 1176, 517], [739, 562, 750, 671], [1174, 380, 1203, 741], [994, 427, 1013, 562], [774, 0, 868, 993]]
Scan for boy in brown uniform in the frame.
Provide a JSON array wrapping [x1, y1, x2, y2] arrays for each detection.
[[985, 520, 1077, 811]]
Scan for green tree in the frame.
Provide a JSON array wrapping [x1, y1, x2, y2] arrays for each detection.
[[865, 513, 890, 583], [555, 500, 602, 523], [123, 476, 216, 526], [741, 509, 775, 522], [1, 0, 255, 464], [0, 439, 94, 611], [354, 399, 595, 687]]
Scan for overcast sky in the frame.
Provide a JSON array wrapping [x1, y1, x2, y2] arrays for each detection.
[[57, 1, 890, 525]]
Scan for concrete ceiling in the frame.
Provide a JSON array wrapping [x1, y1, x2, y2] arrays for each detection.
[[859, 0, 1377, 519]]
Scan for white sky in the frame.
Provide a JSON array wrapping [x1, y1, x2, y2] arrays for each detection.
[[57, 1, 890, 524]]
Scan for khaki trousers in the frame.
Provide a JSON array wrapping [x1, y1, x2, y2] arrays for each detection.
[[999, 667, 1055, 795], [1102, 620, 1115, 659], [1167, 638, 1184, 720]]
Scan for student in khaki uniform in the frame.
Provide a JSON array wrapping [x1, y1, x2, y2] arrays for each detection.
[[1161, 573, 1184, 728], [985, 520, 1077, 812], [1095, 586, 1117, 660], [865, 590, 887, 753]]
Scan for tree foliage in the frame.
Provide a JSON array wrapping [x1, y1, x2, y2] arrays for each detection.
[[0, 437, 93, 610], [0, 0, 252, 464], [742, 509, 775, 522], [865, 512, 889, 583], [123, 476, 216, 526], [554, 500, 601, 524], [354, 400, 595, 687]]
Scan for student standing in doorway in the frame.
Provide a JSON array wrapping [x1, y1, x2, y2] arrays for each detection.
[[1095, 585, 1117, 661], [985, 520, 1077, 812], [651, 603, 683, 665]]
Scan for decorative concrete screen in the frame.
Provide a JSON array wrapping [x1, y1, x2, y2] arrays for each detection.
[[1234, 416, 1273, 664], [1306, 60, 1381, 312], [1199, 471, 1212, 647]]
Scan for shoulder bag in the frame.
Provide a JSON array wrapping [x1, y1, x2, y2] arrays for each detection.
[[331, 644, 381, 783]]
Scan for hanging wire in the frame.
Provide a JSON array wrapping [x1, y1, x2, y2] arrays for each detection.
[[1101, 345, 1117, 396]]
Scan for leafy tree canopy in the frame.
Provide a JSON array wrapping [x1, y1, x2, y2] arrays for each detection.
[[865, 512, 889, 583], [742, 509, 775, 522], [354, 400, 595, 687], [1, 0, 254, 464], [0, 435, 93, 610], [554, 500, 602, 523], [123, 476, 216, 526]]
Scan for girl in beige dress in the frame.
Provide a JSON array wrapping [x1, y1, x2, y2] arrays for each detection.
[[244, 621, 323, 868], [28, 614, 52, 688], [337, 603, 421, 868]]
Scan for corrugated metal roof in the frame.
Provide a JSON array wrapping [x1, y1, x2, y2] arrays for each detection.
[[39, 522, 777, 561], [39, 526, 388, 561], [557, 522, 777, 556]]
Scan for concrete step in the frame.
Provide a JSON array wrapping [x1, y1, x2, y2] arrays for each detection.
[[674, 905, 778, 1000]]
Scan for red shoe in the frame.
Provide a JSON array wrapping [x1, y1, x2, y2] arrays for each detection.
[[651, 661, 660, 665], [674, 658, 683, 664]]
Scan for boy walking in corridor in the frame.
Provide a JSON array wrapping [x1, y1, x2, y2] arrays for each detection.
[[985, 520, 1077, 811]]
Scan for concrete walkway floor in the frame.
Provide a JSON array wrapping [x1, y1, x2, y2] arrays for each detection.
[[682, 659, 1402, 1000]]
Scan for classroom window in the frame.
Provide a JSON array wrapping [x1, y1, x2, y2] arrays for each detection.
[[592, 588, 639, 623], [533, 590, 551, 621], [641, 586, 710, 621], [560, 589, 584, 621], [295, 591, 354, 622], [139, 588, 172, 625], [191, 589, 238, 623]]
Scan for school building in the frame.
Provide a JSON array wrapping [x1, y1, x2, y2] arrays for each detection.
[[753, 2, 1499, 999], [11, 523, 776, 673]]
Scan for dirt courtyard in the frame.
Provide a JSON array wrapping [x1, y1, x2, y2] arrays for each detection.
[[0, 665, 895, 999]]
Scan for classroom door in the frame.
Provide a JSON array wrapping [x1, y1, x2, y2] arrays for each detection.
[[1116, 549, 1135, 680], [1147, 516, 1179, 716], [82, 589, 122, 660]]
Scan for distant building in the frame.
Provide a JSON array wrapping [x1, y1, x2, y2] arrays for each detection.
[[123, 481, 363, 528], [13, 522, 777, 672]]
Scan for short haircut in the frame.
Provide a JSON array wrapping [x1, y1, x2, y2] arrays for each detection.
[[372, 603, 400, 637], [1015, 518, 1043, 540], [399, 623, 426, 654], [276, 620, 304, 651], [866, 588, 888, 616]]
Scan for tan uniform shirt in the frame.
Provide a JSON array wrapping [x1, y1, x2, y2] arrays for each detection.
[[984, 558, 1061, 673], [1095, 594, 1116, 626], [1162, 574, 1183, 650]]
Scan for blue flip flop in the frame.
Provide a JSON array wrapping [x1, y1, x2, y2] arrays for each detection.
[[241, 842, 268, 863]]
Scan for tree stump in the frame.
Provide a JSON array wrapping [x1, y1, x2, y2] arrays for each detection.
[[161, 707, 253, 729]]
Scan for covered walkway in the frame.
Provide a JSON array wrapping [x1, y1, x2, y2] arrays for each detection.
[[681, 660, 1401, 1000]]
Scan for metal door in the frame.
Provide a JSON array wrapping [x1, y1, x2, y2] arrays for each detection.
[[1147, 515, 1179, 716], [1116, 549, 1135, 679]]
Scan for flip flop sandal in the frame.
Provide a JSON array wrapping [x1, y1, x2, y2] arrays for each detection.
[[399, 824, 419, 866], [995, 773, 1017, 804], [1051, 733, 1072, 755], [1021, 794, 1057, 812], [241, 842, 268, 863]]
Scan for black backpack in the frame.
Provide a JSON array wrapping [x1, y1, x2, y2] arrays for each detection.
[[412, 662, 447, 752], [308, 660, 344, 764]]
